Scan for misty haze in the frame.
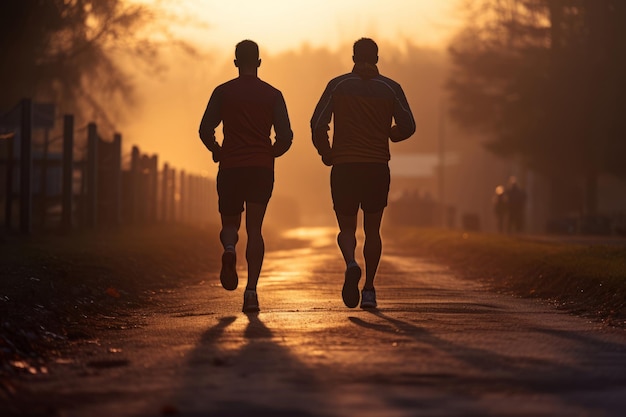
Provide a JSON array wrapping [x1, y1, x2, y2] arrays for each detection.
[[2, 2, 626, 416]]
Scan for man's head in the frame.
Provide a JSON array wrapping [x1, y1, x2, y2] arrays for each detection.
[[353, 38, 378, 65], [234, 40, 261, 70]]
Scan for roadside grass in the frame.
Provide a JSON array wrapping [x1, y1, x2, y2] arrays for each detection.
[[388, 227, 626, 327]]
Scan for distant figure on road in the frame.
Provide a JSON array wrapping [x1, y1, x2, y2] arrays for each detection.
[[492, 185, 506, 233], [311, 37, 416, 309], [505, 176, 526, 234], [199, 40, 293, 313]]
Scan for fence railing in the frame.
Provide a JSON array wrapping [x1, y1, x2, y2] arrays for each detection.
[[0, 98, 216, 234]]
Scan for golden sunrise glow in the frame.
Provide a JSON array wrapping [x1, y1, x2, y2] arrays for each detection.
[[282, 227, 338, 248], [135, 0, 462, 53], [123, 0, 462, 172], [120, 0, 464, 227]]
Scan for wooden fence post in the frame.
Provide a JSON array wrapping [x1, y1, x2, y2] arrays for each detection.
[[161, 163, 169, 222], [179, 170, 186, 223], [130, 146, 140, 224], [19, 98, 33, 234], [188, 175, 195, 222], [61, 114, 74, 232], [112, 133, 122, 225], [186, 173, 193, 223], [4, 133, 14, 231], [39, 128, 50, 228], [140, 154, 150, 222], [206, 176, 212, 221], [86, 122, 98, 228], [149, 155, 158, 223], [198, 175, 205, 222], [169, 168, 176, 222]]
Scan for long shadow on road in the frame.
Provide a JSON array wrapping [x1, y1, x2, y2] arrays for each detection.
[[347, 309, 626, 416], [170, 313, 321, 417]]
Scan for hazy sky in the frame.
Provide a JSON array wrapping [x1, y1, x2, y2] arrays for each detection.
[[150, 0, 462, 54], [120, 0, 466, 225]]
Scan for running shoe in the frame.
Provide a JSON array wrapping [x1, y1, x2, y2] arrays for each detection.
[[220, 250, 238, 291], [342, 261, 361, 308], [360, 288, 377, 309], [242, 289, 260, 313]]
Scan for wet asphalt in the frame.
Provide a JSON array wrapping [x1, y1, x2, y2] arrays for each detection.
[[5, 227, 626, 417]]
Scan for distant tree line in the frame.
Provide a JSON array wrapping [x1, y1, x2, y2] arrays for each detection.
[[447, 0, 626, 217]]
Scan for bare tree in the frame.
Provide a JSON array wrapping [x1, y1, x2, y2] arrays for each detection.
[[0, 0, 187, 131]]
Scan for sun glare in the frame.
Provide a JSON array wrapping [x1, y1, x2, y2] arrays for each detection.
[[282, 227, 338, 248], [135, 0, 461, 54], [120, 0, 463, 230]]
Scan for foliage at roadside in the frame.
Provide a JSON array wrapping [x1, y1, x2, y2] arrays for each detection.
[[389, 227, 626, 327]]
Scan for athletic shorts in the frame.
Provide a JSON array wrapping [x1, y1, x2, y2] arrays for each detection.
[[217, 167, 274, 215], [331, 163, 390, 215]]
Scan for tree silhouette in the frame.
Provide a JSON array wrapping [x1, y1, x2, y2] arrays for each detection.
[[0, 0, 174, 129], [447, 0, 626, 217]]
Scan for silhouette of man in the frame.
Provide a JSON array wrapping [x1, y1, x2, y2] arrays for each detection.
[[505, 176, 526, 233], [492, 185, 506, 233], [311, 38, 415, 309], [199, 40, 293, 313]]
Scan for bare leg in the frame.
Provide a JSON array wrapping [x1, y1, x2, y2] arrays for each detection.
[[363, 210, 384, 290], [335, 213, 358, 265], [336, 212, 361, 308], [220, 214, 241, 251], [219, 213, 241, 291], [244, 202, 268, 291]]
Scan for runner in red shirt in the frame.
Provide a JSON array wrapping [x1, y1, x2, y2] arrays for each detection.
[[199, 40, 293, 313]]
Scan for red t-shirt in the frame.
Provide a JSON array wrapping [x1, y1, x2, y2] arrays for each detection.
[[199, 75, 293, 170]]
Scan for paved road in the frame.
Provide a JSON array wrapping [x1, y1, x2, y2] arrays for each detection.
[[6, 227, 626, 416]]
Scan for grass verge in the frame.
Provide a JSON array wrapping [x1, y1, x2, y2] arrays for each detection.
[[388, 227, 626, 328]]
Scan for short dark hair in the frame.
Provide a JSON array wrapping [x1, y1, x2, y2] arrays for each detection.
[[353, 38, 378, 64], [235, 40, 259, 66]]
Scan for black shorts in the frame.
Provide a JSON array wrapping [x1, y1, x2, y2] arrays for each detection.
[[217, 167, 274, 215], [331, 163, 390, 215]]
